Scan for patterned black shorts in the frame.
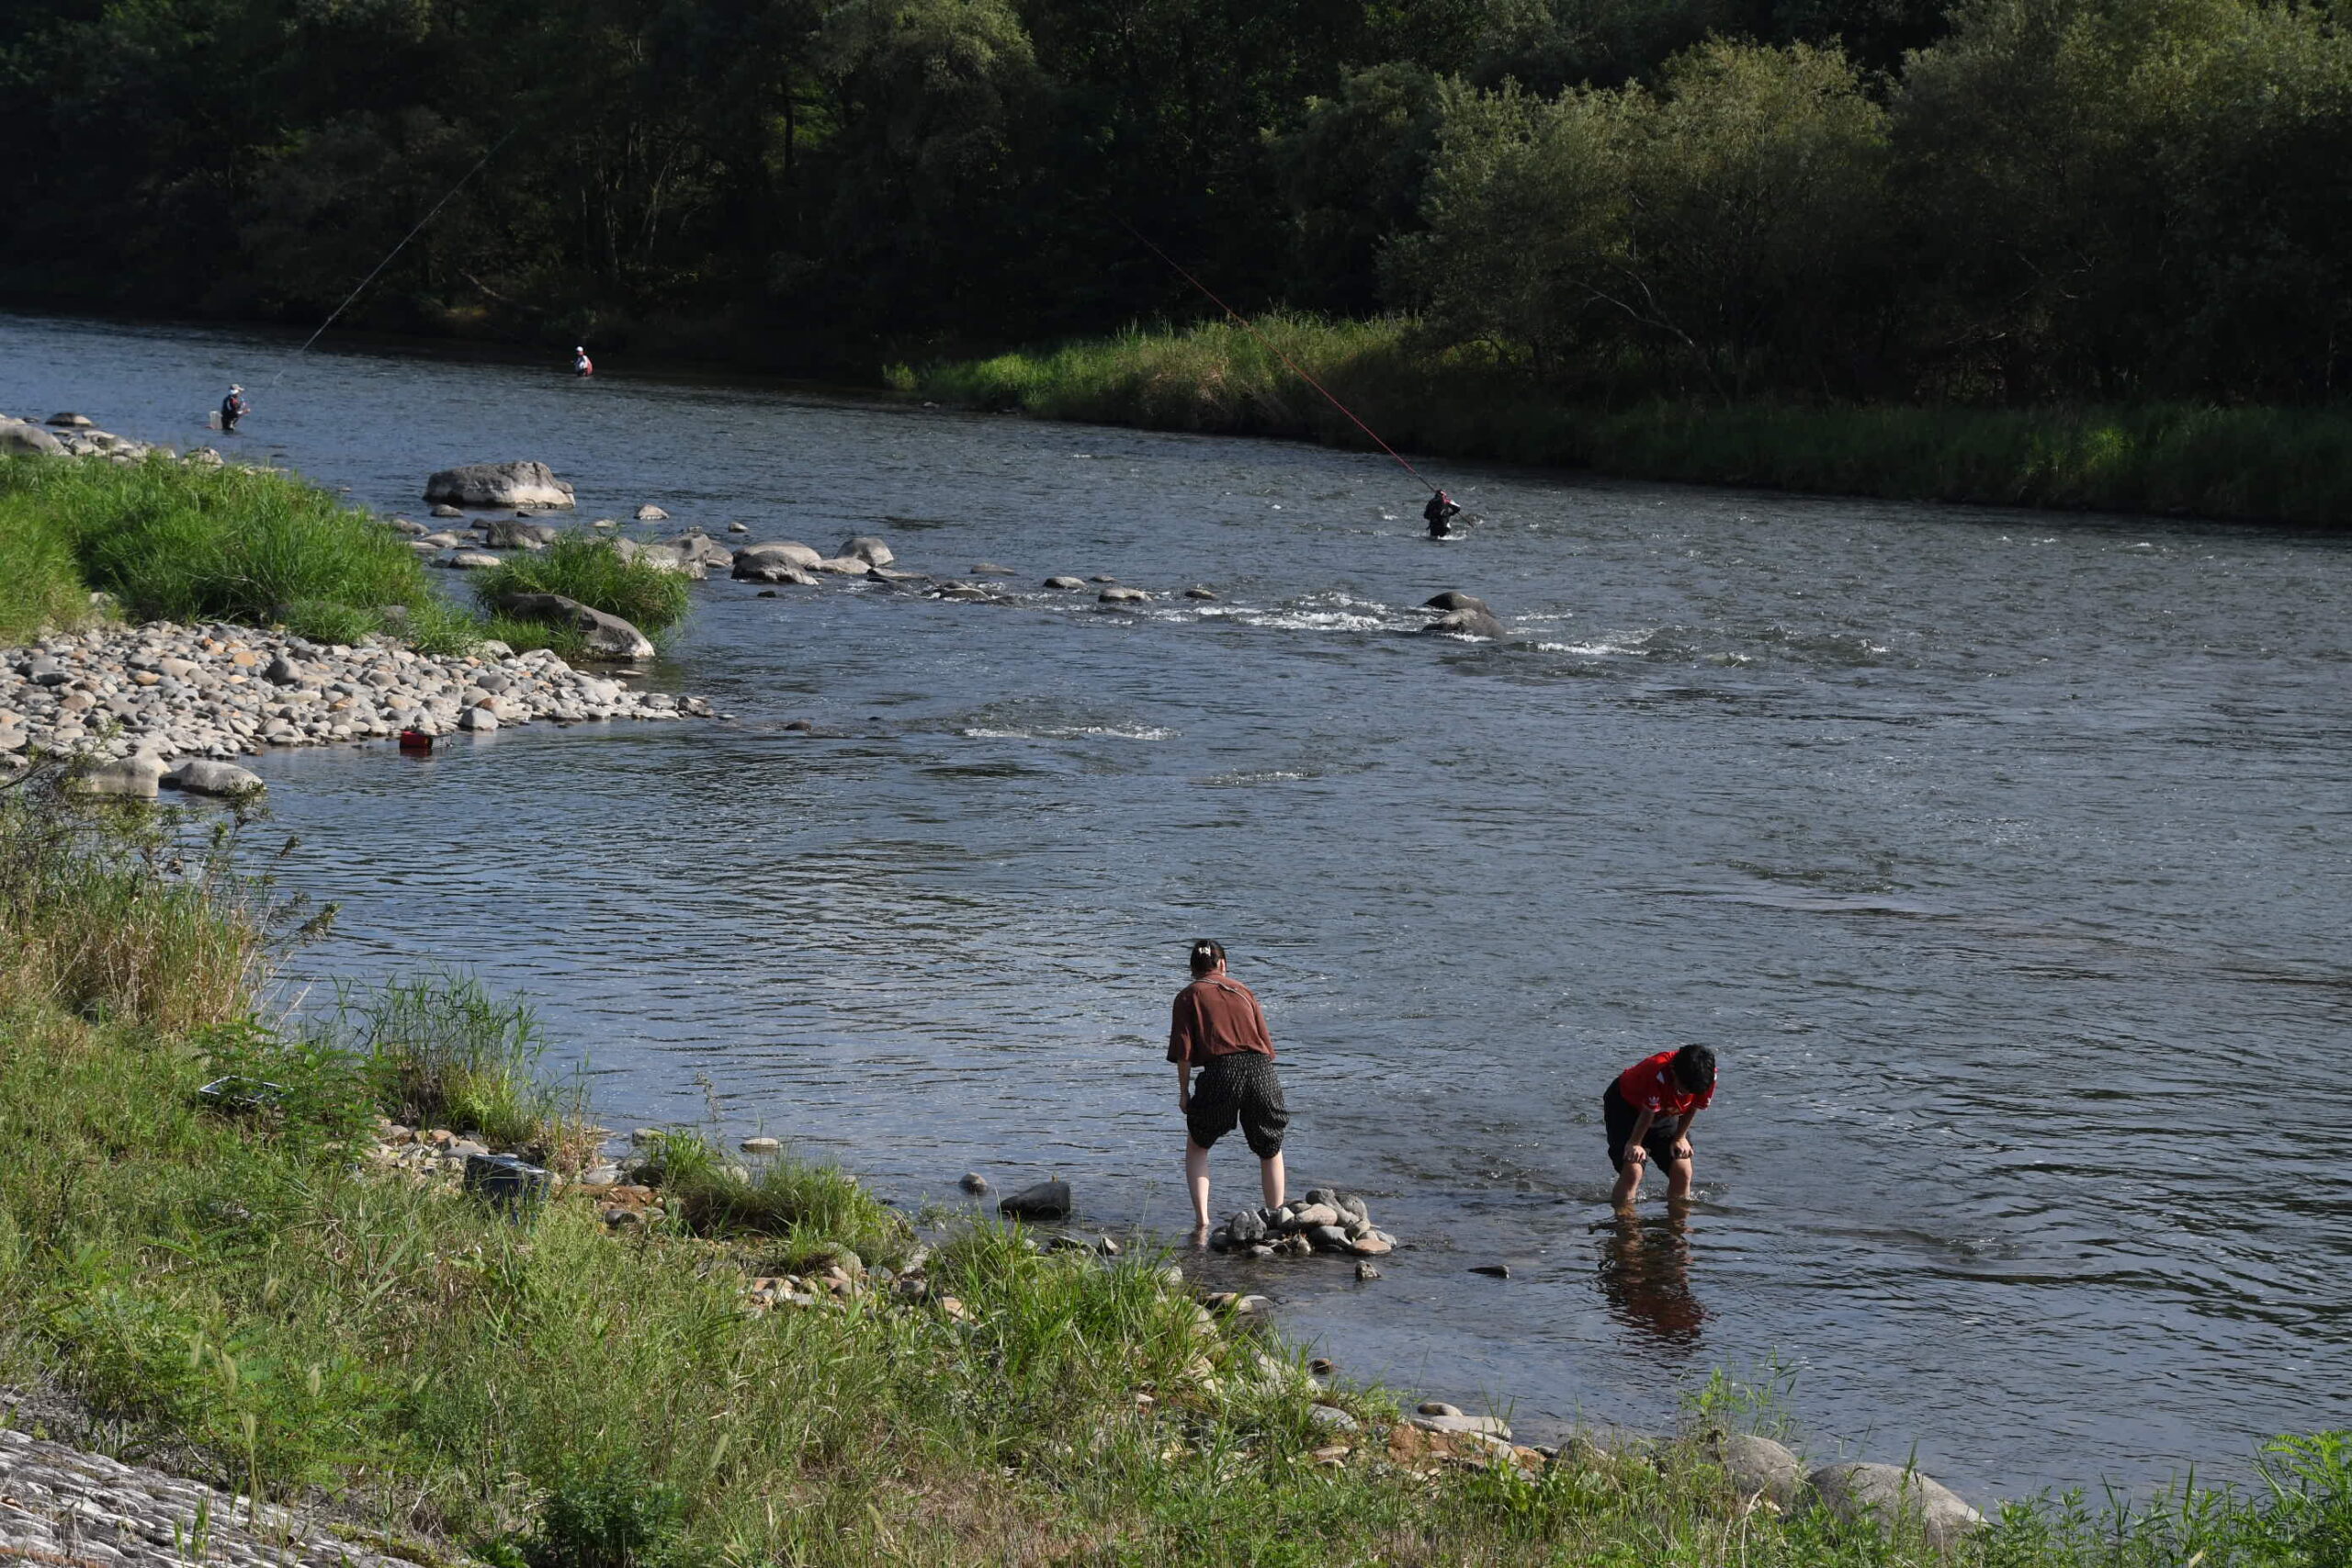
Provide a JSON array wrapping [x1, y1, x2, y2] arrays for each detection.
[[1603, 1082, 1688, 1172], [1186, 1052, 1288, 1158]]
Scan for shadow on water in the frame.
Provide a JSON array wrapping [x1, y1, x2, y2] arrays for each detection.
[[1597, 1210, 1707, 1353]]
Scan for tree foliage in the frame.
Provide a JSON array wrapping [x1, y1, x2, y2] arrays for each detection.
[[4, 0, 2351, 402]]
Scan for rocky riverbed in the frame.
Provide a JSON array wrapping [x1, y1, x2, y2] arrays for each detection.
[[1, 624, 711, 795]]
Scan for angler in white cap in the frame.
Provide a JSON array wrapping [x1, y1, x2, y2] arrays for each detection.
[[571, 346, 594, 378], [219, 384, 249, 432]]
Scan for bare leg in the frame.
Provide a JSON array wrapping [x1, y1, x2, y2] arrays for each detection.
[[1260, 1152, 1285, 1210], [1611, 1157, 1643, 1211], [1665, 1154, 1694, 1201], [1186, 1140, 1213, 1230]]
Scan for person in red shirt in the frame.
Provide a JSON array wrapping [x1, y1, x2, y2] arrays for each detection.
[[1169, 938, 1288, 1237], [1604, 1044, 1716, 1209]]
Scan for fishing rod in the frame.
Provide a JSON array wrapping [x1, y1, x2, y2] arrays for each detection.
[[263, 126, 522, 392], [1120, 219, 1440, 495]]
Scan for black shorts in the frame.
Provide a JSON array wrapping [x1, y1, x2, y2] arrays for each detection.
[[1187, 1052, 1288, 1158], [1603, 1082, 1688, 1173]]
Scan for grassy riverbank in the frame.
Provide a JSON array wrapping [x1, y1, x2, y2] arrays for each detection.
[[0, 457, 694, 654], [1, 777, 2346, 1564], [904, 319, 2352, 527]]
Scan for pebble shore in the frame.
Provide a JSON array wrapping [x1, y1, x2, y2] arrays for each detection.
[[1, 624, 711, 791]]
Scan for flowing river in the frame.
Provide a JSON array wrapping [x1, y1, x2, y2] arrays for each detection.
[[6, 310, 2348, 1497]]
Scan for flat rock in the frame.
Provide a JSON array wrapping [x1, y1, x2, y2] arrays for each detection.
[[164, 759, 265, 796], [447, 551, 503, 570], [838, 535, 894, 566], [635, 504, 669, 521], [48, 412, 95, 427], [741, 1136, 781, 1154], [1308, 1404, 1360, 1433], [970, 561, 1015, 575], [68, 754, 166, 796], [424, 460, 576, 509], [430, 502, 464, 518], [1099, 586, 1151, 604], [1412, 1412, 1511, 1438], [997, 1179, 1071, 1220], [1044, 576, 1086, 590], [1809, 1462, 1982, 1550]]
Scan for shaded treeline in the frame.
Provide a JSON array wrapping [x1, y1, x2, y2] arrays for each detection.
[[4, 0, 2350, 403]]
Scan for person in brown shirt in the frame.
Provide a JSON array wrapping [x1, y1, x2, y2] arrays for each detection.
[[1169, 938, 1289, 1236]]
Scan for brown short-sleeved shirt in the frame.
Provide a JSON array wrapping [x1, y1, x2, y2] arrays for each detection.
[[1167, 974, 1276, 1068]]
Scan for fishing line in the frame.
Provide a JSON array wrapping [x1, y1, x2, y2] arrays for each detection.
[[1120, 220, 1438, 493], [265, 126, 521, 391]]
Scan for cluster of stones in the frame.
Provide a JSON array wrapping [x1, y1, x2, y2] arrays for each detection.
[[1209, 1185, 1397, 1259], [1713, 1432, 1984, 1549], [0, 625, 709, 792], [0, 1425, 436, 1568], [0, 409, 220, 467]]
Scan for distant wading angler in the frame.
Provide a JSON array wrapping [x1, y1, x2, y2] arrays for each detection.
[[219, 385, 248, 432], [572, 346, 594, 378], [1604, 1043, 1716, 1209], [1170, 939, 1288, 1240], [1424, 489, 1462, 537]]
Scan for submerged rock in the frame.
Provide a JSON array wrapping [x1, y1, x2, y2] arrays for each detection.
[[998, 1179, 1071, 1220], [1424, 606, 1507, 639]]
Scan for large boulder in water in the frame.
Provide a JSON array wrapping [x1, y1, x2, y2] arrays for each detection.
[[1423, 591, 1492, 614], [492, 592, 655, 659], [998, 1179, 1071, 1220], [424, 461, 577, 509], [164, 759, 266, 798], [1422, 606, 1506, 639], [837, 536, 894, 567], [1809, 1463, 1981, 1551]]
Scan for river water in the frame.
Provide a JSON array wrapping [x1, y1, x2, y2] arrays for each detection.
[[6, 310, 2348, 1497]]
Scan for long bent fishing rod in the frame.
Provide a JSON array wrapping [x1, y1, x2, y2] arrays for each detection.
[[265, 126, 522, 391], [1120, 219, 1440, 495]]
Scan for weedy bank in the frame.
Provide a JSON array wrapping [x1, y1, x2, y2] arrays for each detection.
[[907, 321, 2352, 527], [0, 457, 696, 654], [0, 773, 2343, 1565]]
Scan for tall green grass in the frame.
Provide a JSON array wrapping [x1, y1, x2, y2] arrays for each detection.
[[474, 536, 694, 640], [0, 509, 93, 644], [911, 319, 2352, 526], [0, 455, 433, 643], [0, 784, 2344, 1565], [0, 456, 686, 654]]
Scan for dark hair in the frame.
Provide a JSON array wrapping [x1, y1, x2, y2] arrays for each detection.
[[1189, 938, 1227, 976], [1671, 1043, 1716, 1093]]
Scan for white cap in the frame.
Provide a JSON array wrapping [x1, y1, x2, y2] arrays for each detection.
[[230, 384, 243, 392]]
